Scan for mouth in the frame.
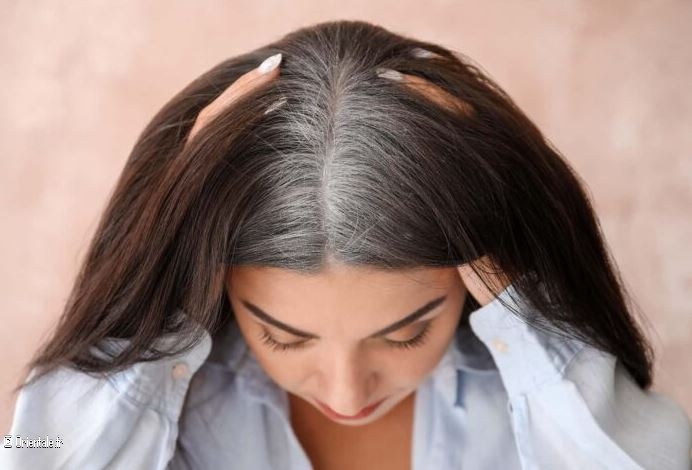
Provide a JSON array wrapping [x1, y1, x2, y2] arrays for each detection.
[[315, 397, 387, 420]]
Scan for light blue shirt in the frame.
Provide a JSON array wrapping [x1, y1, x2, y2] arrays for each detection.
[[2, 283, 691, 469]]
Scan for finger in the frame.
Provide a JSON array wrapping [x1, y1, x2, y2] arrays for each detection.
[[205, 53, 282, 115], [457, 256, 511, 307], [410, 47, 444, 59], [189, 53, 282, 141], [376, 67, 474, 116]]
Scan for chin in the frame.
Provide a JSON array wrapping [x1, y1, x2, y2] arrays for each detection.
[[312, 394, 404, 427], [329, 415, 380, 427], [320, 404, 390, 427]]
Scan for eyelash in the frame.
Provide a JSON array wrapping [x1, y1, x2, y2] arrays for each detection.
[[258, 322, 433, 353]]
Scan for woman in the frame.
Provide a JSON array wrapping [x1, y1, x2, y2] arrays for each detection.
[[2, 20, 690, 469]]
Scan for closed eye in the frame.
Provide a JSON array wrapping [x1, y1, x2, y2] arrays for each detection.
[[257, 320, 434, 353]]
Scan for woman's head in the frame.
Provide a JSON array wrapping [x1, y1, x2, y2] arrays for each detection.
[[20, 20, 653, 397]]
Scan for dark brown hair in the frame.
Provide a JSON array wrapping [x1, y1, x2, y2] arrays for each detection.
[[17, 19, 654, 392]]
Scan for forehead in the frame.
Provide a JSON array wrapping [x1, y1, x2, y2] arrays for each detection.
[[228, 264, 455, 294], [226, 265, 460, 335]]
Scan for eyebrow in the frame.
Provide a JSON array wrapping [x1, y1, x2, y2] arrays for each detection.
[[240, 295, 447, 339]]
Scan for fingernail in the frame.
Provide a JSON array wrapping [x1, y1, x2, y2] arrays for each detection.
[[376, 67, 402, 81], [411, 47, 437, 59], [263, 96, 287, 115], [259, 53, 282, 74]]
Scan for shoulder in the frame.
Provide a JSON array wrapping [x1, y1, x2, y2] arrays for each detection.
[[2, 364, 134, 469], [468, 282, 692, 469], [2, 323, 213, 470], [565, 345, 692, 466]]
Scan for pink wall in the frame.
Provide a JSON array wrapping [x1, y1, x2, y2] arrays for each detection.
[[1, 1, 690, 433]]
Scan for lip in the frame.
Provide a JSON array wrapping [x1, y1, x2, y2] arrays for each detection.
[[316, 397, 387, 420]]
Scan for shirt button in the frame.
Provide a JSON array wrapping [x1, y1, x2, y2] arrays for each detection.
[[171, 362, 189, 380], [490, 337, 509, 353]]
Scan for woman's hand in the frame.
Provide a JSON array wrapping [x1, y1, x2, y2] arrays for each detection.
[[187, 52, 283, 144], [457, 256, 513, 307], [375, 49, 475, 117], [378, 51, 509, 305]]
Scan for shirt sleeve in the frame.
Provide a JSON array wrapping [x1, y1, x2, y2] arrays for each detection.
[[0, 365, 180, 470], [468, 284, 692, 470], [1, 313, 212, 470]]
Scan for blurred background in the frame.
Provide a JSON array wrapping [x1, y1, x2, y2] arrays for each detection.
[[1, 1, 690, 432]]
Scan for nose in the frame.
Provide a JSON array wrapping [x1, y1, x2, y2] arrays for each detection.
[[318, 347, 377, 416]]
